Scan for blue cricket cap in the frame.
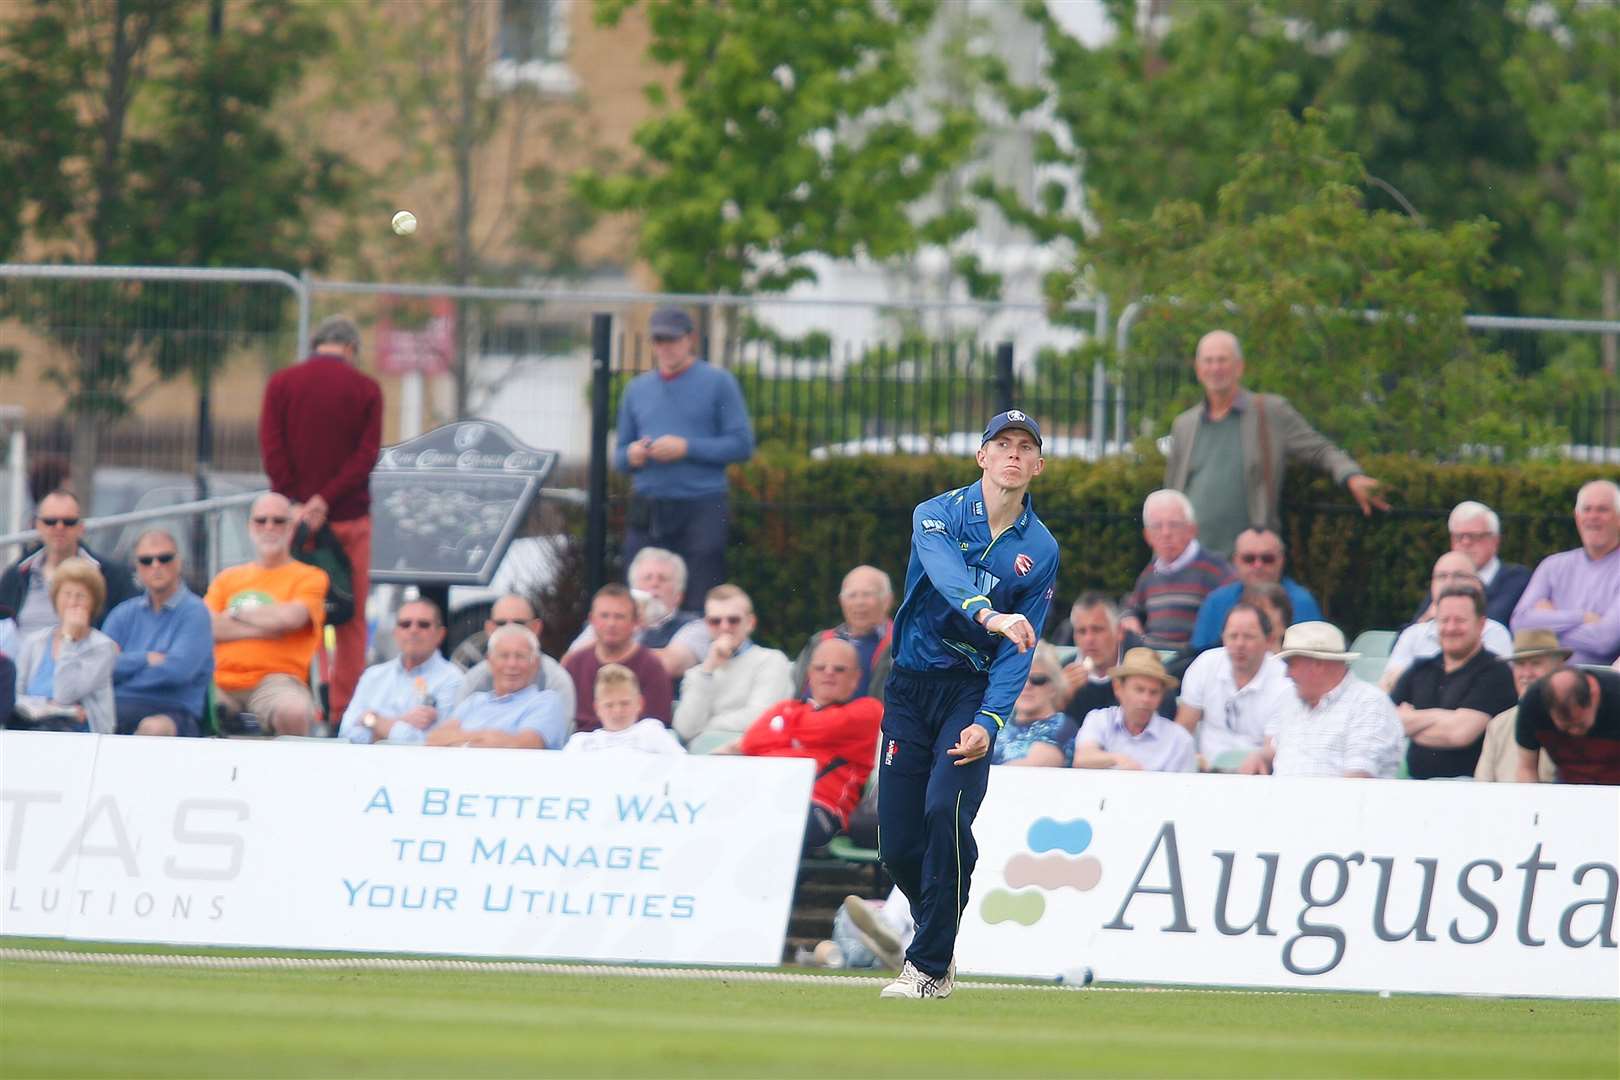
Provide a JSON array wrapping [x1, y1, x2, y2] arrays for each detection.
[[981, 409, 1042, 448]]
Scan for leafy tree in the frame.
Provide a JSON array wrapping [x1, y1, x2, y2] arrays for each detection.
[[0, 0, 351, 503], [1504, 0, 1620, 382], [982, 0, 1547, 318], [1097, 111, 1544, 460], [575, 0, 979, 304]]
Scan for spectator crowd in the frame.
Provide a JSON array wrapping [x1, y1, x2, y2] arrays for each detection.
[[4, 320, 1617, 877]]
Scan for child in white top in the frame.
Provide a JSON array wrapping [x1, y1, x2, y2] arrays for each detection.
[[564, 663, 684, 754]]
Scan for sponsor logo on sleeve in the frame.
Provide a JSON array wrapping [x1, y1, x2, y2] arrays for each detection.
[[921, 518, 947, 533]]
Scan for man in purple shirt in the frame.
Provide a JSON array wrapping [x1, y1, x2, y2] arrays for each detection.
[[1071, 648, 1196, 772], [1512, 480, 1620, 665]]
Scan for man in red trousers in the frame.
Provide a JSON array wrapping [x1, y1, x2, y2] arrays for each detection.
[[259, 315, 382, 724]]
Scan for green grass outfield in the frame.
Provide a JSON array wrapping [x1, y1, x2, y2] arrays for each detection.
[[1, 944, 1616, 1078]]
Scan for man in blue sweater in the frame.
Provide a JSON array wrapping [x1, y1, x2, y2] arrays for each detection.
[[1190, 526, 1322, 651], [877, 411, 1059, 1000], [614, 307, 754, 608], [101, 529, 214, 736]]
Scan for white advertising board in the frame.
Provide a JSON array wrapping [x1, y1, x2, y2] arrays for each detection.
[[957, 769, 1619, 999], [0, 732, 813, 965]]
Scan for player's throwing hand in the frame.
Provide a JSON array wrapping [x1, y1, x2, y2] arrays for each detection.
[[979, 609, 1035, 652]]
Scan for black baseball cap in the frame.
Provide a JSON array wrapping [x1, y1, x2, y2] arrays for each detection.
[[981, 410, 1042, 448]]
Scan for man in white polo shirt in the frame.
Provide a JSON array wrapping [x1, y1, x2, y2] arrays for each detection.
[[1175, 601, 1293, 771]]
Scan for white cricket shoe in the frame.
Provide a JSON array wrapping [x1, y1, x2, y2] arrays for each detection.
[[879, 960, 953, 999]]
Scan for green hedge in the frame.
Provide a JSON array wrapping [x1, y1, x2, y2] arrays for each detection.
[[702, 451, 1612, 653]]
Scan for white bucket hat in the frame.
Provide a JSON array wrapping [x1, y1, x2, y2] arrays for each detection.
[[1275, 621, 1361, 662]]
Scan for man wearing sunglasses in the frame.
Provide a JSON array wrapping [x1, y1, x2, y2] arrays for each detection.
[[672, 584, 794, 746], [204, 494, 329, 735], [0, 489, 136, 640], [1189, 526, 1322, 652], [339, 598, 464, 744], [101, 530, 214, 737]]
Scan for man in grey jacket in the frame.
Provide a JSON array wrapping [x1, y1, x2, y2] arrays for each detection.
[[1163, 330, 1389, 556]]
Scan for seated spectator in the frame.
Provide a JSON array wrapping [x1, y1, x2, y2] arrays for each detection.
[[566, 547, 711, 680], [0, 489, 136, 639], [1411, 501, 1531, 627], [673, 585, 794, 745], [833, 888, 914, 972], [1476, 630, 1565, 783], [1239, 582, 1293, 653], [1516, 665, 1620, 785], [1121, 489, 1236, 650], [1176, 603, 1294, 771], [791, 564, 894, 701], [1240, 622, 1402, 778], [12, 557, 116, 733], [205, 494, 327, 735], [454, 594, 575, 723], [339, 598, 465, 744], [1381, 554, 1511, 691], [1392, 587, 1519, 779], [713, 638, 882, 850], [1190, 527, 1322, 651], [1059, 592, 1143, 727], [1072, 647, 1195, 772], [424, 624, 567, 749], [563, 584, 674, 733], [101, 530, 213, 737], [564, 664, 685, 754], [993, 643, 1076, 767], [1512, 480, 1620, 665]]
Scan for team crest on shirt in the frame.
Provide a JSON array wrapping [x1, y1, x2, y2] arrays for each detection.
[[1014, 552, 1034, 576]]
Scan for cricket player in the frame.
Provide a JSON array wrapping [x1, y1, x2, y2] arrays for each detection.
[[877, 410, 1059, 999]]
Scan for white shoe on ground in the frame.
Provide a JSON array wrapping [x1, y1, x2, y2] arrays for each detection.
[[879, 960, 952, 999]]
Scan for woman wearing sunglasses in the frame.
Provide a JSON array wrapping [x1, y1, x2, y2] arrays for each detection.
[[11, 557, 117, 733], [990, 643, 1075, 767]]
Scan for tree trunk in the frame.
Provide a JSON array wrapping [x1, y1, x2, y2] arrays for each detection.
[[70, 404, 102, 514]]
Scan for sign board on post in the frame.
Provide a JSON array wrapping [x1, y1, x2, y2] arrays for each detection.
[[374, 297, 455, 377], [954, 769, 1619, 999], [0, 732, 813, 966], [369, 420, 557, 585]]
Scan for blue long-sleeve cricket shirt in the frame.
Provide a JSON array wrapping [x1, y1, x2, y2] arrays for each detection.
[[892, 480, 1059, 735]]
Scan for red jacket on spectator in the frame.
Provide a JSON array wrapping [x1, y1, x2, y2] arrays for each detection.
[[739, 696, 883, 825], [259, 354, 382, 523]]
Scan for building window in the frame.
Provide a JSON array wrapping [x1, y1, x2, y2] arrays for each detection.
[[490, 0, 578, 95]]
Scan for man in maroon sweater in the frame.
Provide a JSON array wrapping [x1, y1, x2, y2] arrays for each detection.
[[259, 315, 382, 722]]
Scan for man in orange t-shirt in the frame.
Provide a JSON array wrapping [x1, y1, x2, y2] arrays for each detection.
[[205, 493, 328, 735]]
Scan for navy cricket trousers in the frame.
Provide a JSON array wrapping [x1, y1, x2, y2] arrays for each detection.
[[877, 665, 993, 979]]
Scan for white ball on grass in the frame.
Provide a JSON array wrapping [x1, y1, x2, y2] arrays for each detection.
[[391, 209, 418, 236]]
